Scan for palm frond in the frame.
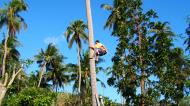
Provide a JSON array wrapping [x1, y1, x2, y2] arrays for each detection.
[[101, 4, 113, 10], [68, 35, 75, 48], [65, 20, 88, 49]]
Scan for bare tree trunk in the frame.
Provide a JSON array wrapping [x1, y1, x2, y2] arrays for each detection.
[[0, 30, 10, 105], [0, 85, 7, 106], [77, 44, 82, 94], [2, 31, 9, 77], [0, 73, 8, 105], [0, 68, 22, 105], [85, 0, 100, 106], [38, 63, 46, 87]]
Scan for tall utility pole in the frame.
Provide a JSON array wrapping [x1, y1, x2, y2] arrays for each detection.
[[85, 0, 100, 106]]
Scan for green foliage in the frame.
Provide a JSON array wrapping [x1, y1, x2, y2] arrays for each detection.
[[27, 72, 39, 87], [104, 0, 160, 105], [1, 0, 190, 106], [67, 50, 105, 105], [103, 96, 120, 106], [69, 50, 105, 93], [103, 0, 190, 105], [56, 93, 119, 106], [0, 36, 22, 79], [5, 87, 56, 106], [35, 43, 68, 89], [155, 48, 190, 104], [56, 93, 82, 106], [179, 96, 190, 106], [0, 0, 27, 36]]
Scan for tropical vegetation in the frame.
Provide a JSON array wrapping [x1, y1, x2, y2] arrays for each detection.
[[0, 0, 189, 106]]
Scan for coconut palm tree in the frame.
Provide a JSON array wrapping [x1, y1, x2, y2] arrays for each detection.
[[0, 36, 21, 65], [35, 43, 64, 88], [101, 0, 127, 36], [45, 59, 69, 92], [65, 20, 88, 94], [0, 0, 27, 104], [85, 0, 100, 105], [150, 22, 174, 75], [0, 0, 27, 77], [68, 51, 105, 105]]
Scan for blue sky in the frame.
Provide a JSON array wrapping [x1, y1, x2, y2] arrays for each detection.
[[1, 0, 190, 103]]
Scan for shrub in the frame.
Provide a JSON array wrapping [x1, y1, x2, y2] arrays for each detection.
[[5, 87, 56, 106]]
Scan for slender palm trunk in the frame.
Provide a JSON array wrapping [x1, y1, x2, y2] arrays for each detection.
[[77, 44, 82, 94], [137, 20, 145, 106], [38, 62, 46, 87], [85, 0, 100, 106], [139, 34, 145, 106], [77, 44, 82, 105], [81, 85, 87, 104], [132, 6, 145, 105], [2, 30, 9, 77]]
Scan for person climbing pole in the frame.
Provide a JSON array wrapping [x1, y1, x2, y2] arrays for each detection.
[[90, 40, 107, 61]]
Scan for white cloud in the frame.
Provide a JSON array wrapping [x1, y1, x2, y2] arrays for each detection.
[[44, 34, 65, 45]]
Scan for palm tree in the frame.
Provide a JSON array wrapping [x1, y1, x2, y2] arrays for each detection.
[[65, 20, 88, 94], [150, 22, 190, 105], [150, 22, 174, 75], [0, 0, 27, 77], [35, 43, 64, 88], [0, 36, 21, 65], [68, 51, 105, 105], [101, 0, 127, 36], [46, 60, 69, 92], [35, 49, 47, 87], [85, 0, 100, 105], [0, 0, 27, 105]]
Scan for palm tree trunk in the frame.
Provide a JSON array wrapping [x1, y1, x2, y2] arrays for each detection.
[[85, 0, 100, 106], [38, 62, 46, 87], [137, 20, 145, 106], [2, 30, 9, 77], [77, 45, 82, 105], [139, 35, 145, 106], [131, 5, 145, 105], [81, 85, 87, 104], [77, 44, 82, 94]]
